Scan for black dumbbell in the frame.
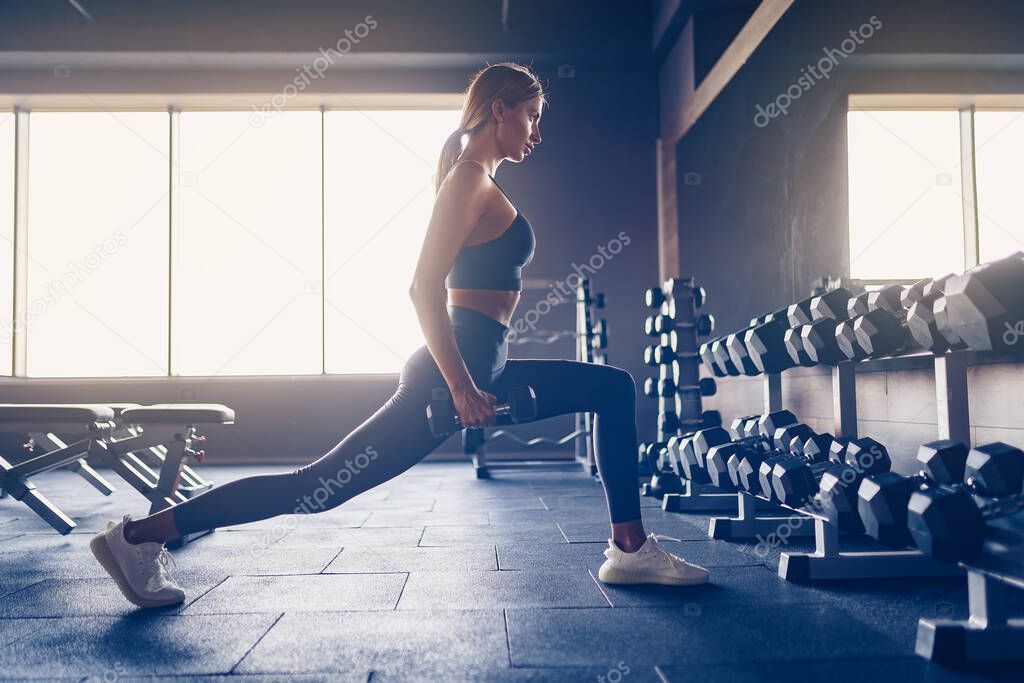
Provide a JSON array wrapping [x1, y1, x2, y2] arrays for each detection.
[[857, 440, 968, 547], [643, 376, 716, 398], [817, 438, 893, 531], [426, 386, 538, 438], [645, 313, 715, 337], [941, 252, 1024, 352], [907, 442, 1024, 562], [787, 288, 856, 366], [769, 432, 837, 507], [699, 341, 726, 377], [641, 442, 686, 498], [905, 277, 967, 354]]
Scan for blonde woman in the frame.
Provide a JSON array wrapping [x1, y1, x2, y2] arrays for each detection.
[[91, 62, 709, 608]]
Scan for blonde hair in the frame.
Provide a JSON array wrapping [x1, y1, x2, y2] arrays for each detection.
[[435, 62, 546, 194]]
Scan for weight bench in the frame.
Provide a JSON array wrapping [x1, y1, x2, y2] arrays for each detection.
[[0, 404, 116, 534], [0, 403, 233, 548]]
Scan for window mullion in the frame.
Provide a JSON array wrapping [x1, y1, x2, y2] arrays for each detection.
[[959, 106, 980, 268], [12, 109, 28, 377]]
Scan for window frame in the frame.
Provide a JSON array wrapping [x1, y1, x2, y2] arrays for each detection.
[[2, 98, 461, 378], [843, 95, 1023, 284]]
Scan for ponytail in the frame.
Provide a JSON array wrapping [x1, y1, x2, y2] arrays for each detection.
[[435, 128, 466, 194]]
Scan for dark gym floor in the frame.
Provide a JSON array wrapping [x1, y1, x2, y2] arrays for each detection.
[[0, 463, 1018, 682]]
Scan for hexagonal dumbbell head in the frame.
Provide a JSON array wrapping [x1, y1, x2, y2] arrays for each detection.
[[784, 325, 816, 367], [772, 458, 818, 507], [857, 472, 920, 548], [699, 342, 726, 377], [835, 319, 869, 360], [725, 331, 759, 376], [800, 433, 834, 463], [802, 318, 844, 365], [843, 438, 891, 475], [829, 437, 851, 464], [847, 291, 873, 318], [854, 309, 906, 357], [943, 253, 1024, 351], [916, 440, 968, 485], [931, 295, 966, 349], [819, 464, 866, 533], [710, 338, 741, 376], [907, 486, 986, 562], [866, 284, 905, 316], [772, 422, 814, 453], [901, 279, 932, 310], [665, 435, 687, 476], [745, 320, 794, 374], [786, 299, 814, 328], [736, 448, 770, 493], [810, 287, 853, 321], [964, 442, 1024, 497], [690, 426, 731, 469], [705, 443, 740, 491], [757, 410, 798, 441], [906, 294, 954, 354], [730, 415, 758, 440], [675, 437, 710, 484]]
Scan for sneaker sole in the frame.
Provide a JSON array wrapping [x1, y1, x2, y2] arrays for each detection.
[[89, 532, 185, 609], [597, 564, 709, 586]]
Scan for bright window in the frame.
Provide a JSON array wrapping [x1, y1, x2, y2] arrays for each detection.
[[846, 110, 965, 280], [25, 112, 169, 377], [324, 109, 461, 374], [173, 111, 322, 376], [973, 112, 1024, 263], [0, 113, 14, 375]]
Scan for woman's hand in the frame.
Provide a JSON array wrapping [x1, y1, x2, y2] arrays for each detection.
[[451, 383, 498, 428]]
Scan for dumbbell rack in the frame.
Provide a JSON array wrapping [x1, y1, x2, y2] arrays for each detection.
[[463, 279, 606, 478], [911, 351, 1024, 665], [708, 355, 966, 582], [915, 525, 1024, 665]]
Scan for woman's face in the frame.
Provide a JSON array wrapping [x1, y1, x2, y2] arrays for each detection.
[[497, 96, 543, 162]]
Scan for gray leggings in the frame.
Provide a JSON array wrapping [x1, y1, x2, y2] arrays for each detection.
[[171, 306, 641, 534]]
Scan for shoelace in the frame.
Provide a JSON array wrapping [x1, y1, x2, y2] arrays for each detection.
[[139, 545, 179, 582]]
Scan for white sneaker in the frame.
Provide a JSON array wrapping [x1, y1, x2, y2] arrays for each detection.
[[597, 533, 710, 586], [89, 514, 186, 608]]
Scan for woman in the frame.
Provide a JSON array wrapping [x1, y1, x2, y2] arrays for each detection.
[[90, 62, 709, 609]]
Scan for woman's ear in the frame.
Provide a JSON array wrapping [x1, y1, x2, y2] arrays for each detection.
[[491, 99, 505, 124]]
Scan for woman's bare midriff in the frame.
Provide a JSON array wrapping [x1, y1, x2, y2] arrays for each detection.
[[448, 288, 520, 328]]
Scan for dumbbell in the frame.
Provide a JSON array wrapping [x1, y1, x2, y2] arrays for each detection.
[[754, 423, 818, 502], [907, 442, 1024, 562], [658, 409, 722, 435], [857, 440, 968, 547], [644, 313, 715, 337], [941, 252, 1024, 352], [426, 386, 538, 438], [817, 438, 893, 531], [853, 279, 960, 357], [735, 423, 813, 500], [769, 432, 840, 507], [699, 341, 727, 377], [784, 289, 853, 367], [904, 276, 967, 354], [643, 376, 717, 398], [590, 319, 608, 350], [704, 417, 802, 492], [640, 441, 686, 498]]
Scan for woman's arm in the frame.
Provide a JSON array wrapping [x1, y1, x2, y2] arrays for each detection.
[[409, 161, 496, 424]]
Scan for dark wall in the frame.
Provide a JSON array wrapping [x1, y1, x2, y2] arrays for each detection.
[[0, 1, 662, 461], [659, 0, 1024, 468]]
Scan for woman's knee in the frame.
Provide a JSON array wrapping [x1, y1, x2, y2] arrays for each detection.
[[600, 365, 636, 406]]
